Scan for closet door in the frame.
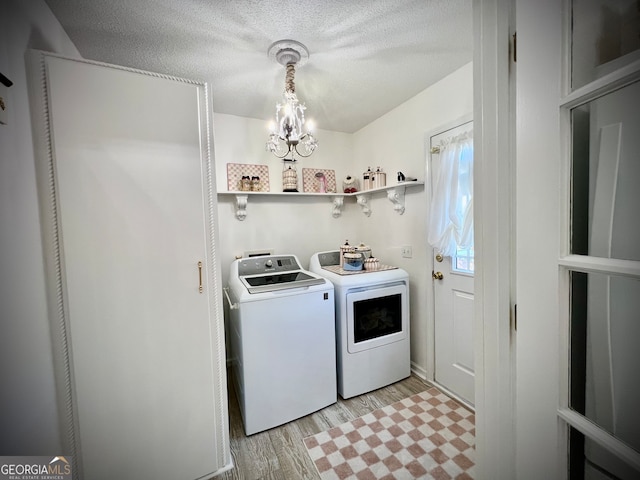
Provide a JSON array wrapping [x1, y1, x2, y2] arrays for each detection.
[[30, 53, 229, 480]]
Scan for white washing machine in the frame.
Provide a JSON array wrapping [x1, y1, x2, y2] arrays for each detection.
[[309, 251, 410, 399], [226, 254, 336, 435]]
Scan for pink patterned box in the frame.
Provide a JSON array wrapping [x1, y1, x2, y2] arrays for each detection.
[[302, 168, 337, 193], [226, 163, 270, 192]]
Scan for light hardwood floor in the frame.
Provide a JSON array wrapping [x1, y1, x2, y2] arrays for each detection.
[[215, 373, 434, 480]]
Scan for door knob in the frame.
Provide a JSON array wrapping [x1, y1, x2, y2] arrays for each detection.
[[432, 271, 444, 280]]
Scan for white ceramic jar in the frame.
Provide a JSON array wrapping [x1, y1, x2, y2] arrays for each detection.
[[339, 240, 353, 268], [354, 243, 371, 259], [363, 256, 380, 270]]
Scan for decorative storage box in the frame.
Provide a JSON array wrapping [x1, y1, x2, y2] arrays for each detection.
[[227, 163, 270, 192]]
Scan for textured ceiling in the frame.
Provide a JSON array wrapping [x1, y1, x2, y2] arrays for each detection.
[[44, 0, 473, 133]]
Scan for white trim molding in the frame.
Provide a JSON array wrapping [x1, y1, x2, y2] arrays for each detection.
[[473, 0, 516, 478]]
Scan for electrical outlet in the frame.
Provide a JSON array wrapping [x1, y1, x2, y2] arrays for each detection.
[[401, 245, 412, 258]]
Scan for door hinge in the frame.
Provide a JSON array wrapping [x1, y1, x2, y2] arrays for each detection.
[[512, 31, 517, 63], [513, 303, 517, 331]]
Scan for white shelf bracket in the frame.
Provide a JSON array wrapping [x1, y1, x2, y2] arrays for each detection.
[[387, 186, 406, 214], [331, 195, 344, 218], [234, 194, 248, 221], [356, 193, 372, 216]]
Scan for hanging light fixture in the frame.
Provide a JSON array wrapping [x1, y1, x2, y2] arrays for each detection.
[[266, 40, 317, 159]]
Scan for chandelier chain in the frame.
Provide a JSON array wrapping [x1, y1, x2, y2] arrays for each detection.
[[285, 64, 296, 94]]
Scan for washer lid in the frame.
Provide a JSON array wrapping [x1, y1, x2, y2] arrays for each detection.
[[240, 270, 325, 294]]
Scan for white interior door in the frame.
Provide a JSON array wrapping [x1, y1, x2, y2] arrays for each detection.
[[39, 55, 228, 480], [430, 121, 475, 406]]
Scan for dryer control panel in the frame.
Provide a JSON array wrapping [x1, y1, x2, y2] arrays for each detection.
[[316, 250, 341, 267]]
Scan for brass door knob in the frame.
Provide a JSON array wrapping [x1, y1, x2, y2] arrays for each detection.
[[432, 271, 444, 280]]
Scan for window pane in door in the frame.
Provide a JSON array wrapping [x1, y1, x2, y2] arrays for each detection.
[[571, 80, 640, 261], [571, 0, 640, 90], [569, 270, 640, 453], [569, 427, 640, 480], [453, 246, 475, 274]]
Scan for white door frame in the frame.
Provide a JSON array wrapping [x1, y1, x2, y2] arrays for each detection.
[[513, 1, 564, 477], [472, 0, 516, 479]]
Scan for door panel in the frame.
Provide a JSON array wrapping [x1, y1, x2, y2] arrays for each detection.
[[433, 253, 475, 404], [452, 290, 474, 374]]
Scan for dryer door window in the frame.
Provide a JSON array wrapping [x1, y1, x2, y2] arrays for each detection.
[[353, 294, 402, 342], [346, 284, 408, 353]]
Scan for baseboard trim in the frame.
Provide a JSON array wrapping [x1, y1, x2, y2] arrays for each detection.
[[211, 459, 234, 478], [410, 362, 475, 412], [410, 361, 428, 380], [431, 380, 475, 412]]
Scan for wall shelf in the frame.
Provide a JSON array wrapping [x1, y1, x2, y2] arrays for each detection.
[[218, 181, 424, 220]]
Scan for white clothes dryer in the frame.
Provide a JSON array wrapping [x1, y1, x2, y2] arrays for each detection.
[[226, 254, 336, 435], [309, 251, 410, 399]]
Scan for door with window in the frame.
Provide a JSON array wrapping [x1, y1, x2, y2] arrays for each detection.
[[516, 1, 640, 478], [428, 120, 475, 405]]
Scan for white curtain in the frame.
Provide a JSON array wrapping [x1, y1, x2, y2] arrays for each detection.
[[427, 130, 474, 257]]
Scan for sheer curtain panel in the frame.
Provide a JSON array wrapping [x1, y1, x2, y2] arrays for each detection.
[[427, 131, 474, 256]]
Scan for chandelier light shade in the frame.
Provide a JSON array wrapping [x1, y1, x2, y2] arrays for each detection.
[[266, 40, 317, 159]]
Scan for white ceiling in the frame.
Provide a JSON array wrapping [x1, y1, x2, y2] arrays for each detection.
[[44, 0, 473, 134]]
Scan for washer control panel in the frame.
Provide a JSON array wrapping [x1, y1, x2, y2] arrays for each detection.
[[237, 255, 301, 276]]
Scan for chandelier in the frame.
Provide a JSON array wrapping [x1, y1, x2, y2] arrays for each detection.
[[266, 40, 317, 159]]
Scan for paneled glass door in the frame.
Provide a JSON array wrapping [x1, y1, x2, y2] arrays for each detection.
[[564, 2, 640, 476], [516, 1, 640, 478]]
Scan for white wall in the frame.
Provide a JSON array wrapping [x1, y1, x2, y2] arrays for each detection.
[[214, 63, 473, 375], [0, 1, 80, 455]]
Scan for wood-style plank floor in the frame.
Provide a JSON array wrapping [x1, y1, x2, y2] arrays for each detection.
[[215, 373, 434, 480]]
